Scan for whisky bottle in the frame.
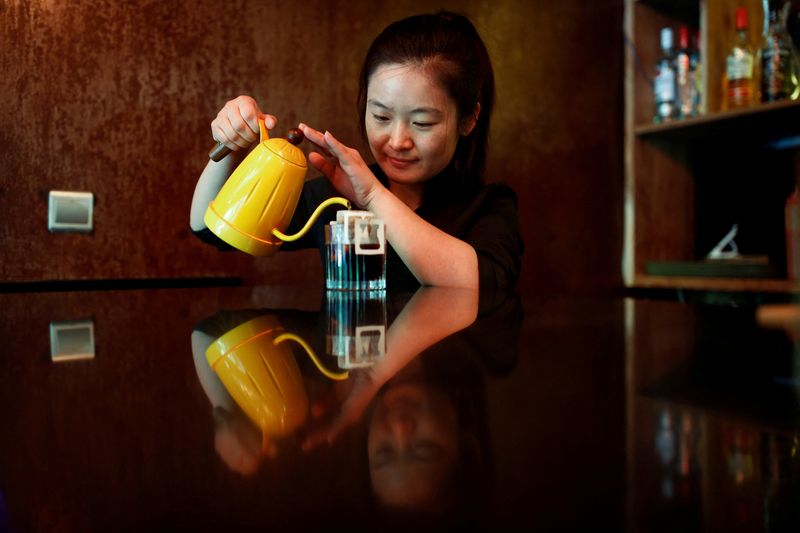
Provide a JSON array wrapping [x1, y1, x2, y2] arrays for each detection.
[[654, 27, 677, 122], [725, 7, 758, 109], [761, 1, 795, 102], [676, 26, 698, 119], [692, 30, 703, 115]]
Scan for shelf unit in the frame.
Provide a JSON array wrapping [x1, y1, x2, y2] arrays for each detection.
[[624, 0, 800, 294]]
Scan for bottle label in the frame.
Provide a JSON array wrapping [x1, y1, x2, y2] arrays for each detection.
[[728, 80, 752, 105], [654, 67, 676, 102], [727, 53, 754, 80], [676, 52, 695, 117]]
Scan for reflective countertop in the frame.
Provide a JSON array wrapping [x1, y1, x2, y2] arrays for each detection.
[[1, 285, 798, 531]]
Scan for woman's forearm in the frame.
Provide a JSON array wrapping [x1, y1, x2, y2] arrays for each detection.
[[367, 186, 479, 288]]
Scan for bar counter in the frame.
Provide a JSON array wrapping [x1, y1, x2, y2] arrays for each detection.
[[1, 284, 798, 531]]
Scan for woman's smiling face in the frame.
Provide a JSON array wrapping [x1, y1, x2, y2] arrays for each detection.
[[365, 62, 470, 189]]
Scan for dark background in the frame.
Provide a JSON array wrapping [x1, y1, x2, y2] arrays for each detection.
[[0, 0, 624, 294]]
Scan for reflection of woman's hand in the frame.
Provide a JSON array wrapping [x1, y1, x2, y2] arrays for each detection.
[[213, 410, 277, 475], [300, 288, 479, 451], [301, 369, 380, 452], [298, 123, 384, 209]]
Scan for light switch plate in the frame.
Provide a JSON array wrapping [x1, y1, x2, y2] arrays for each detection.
[[50, 319, 95, 362], [48, 190, 93, 232]]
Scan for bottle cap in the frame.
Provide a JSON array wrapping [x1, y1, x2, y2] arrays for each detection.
[[735, 7, 748, 31], [679, 26, 690, 49], [660, 27, 673, 50]]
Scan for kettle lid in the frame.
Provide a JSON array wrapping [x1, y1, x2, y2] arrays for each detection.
[[264, 138, 307, 168]]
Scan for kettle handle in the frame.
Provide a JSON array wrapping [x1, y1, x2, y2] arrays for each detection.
[[208, 142, 231, 162], [272, 196, 351, 242], [208, 116, 271, 162], [273, 332, 349, 381]]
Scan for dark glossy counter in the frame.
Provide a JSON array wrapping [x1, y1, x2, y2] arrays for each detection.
[[1, 285, 798, 531]]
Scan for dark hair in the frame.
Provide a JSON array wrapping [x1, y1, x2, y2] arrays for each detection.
[[358, 11, 495, 189]]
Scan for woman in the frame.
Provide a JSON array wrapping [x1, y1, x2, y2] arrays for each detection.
[[190, 11, 523, 290]]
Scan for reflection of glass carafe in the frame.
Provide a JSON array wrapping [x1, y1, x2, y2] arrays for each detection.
[[205, 314, 348, 440], [326, 290, 387, 369]]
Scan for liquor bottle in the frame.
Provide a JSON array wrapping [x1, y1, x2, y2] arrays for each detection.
[[654, 27, 677, 122], [725, 7, 758, 109], [761, 0, 795, 102], [692, 30, 703, 115], [676, 26, 698, 119]]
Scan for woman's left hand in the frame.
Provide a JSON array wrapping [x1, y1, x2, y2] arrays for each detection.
[[300, 368, 379, 452], [298, 123, 383, 209]]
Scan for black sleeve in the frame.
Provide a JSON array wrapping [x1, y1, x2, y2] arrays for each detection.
[[191, 227, 235, 251], [465, 185, 524, 292]]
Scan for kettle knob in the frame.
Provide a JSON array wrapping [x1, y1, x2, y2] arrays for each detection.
[[286, 128, 304, 146]]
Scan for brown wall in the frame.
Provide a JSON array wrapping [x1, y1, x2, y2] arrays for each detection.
[[0, 0, 623, 293]]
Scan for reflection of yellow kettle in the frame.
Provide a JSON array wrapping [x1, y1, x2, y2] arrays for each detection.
[[206, 315, 347, 438], [204, 118, 350, 256]]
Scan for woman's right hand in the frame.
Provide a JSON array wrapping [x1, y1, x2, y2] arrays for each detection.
[[211, 95, 278, 153]]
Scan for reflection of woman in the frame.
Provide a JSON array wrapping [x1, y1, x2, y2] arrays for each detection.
[[191, 310, 272, 475], [192, 308, 331, 474], [303, 287, 521, 528], [366, 289, 521, 529], [190, 285, 521, 529], [366, 354, 489, 528]]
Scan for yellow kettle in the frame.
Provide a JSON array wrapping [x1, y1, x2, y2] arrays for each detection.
[[206, 315, 348, 438], [204, 118, 350, 256]]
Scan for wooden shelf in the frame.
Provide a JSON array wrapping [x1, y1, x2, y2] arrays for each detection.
[[634, 0, 699, 24], [634, 99, 800, 143], [631, 274, 800, 293]]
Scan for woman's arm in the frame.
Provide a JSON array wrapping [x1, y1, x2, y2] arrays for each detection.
[[365, 185, 479, 288], [190, 154, 244, 231], [298, 124, 479, 288]]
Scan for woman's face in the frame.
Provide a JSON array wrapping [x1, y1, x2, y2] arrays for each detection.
[[365, 62, 469, 188], [367, 381, 459, 509]]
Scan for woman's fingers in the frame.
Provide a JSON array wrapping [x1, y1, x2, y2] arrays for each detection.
[[323, 130, 350, 160], [323, 131, 362, 171], [211, 96, 278, 151], [221, 111, 257, 148], [307, 151, 335, 178], [212, 111, 254, 150], [229, 95, 276, 132], [298, 123, 334, 158]]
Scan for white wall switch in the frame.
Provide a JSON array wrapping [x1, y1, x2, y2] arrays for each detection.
[[50, 320, 95, 362], [48, 191, 93, 232]]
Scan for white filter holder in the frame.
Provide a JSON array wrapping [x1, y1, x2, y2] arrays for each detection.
[[355, 218, 385, 255]]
